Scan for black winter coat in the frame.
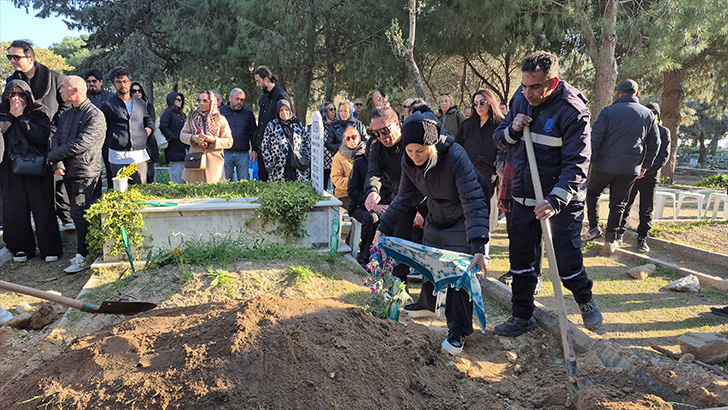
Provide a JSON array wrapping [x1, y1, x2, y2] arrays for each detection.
[[348, 151, 393, 214], [220, 104, 256, 152], [47, 98, 106, 179], [7, 61, 69, 128], [456, 116, 499, 171], [254, 85, 290, 152], [101, 95, 154, 152], [325, 119, 367, 155], [379, 132, 490, 254], [0, 80, 52, 173], [159, 92, 187, 162]]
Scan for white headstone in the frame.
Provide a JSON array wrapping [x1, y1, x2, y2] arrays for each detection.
[[310, 111, 325, 194]]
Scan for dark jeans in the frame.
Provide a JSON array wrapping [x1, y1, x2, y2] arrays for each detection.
[[416, 220, 474, 336], [349, 206, 379, 264], [65, 177, 102, 256], [508, 201, 593, 320], [586, 170, 637, 241], [3, 172, 63, 258], [55, 174, 72, 224], [110, 161, 148, 185], [618, 175, 657, 239]]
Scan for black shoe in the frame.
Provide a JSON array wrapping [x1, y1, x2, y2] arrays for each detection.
[[403, 303, 435, 318], [637, 237, 650, 253], [710, 306, 728, 317], [498, 273, 513, 287], [579, 299, 603, 330], [441, 330, 464, 355], [494, 316, 538, 337]]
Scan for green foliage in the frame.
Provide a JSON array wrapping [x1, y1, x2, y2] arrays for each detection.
[[249, 181, 323, 239], [205, 267, 235, 289], [696, 174, 728, 189], [284, 265, 316, 285], [650, 219, 728, 238], [85, 190, 149, 262], [49, 35, 90, 71]]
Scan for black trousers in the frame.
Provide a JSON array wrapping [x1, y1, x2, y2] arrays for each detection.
[[65, 177, 102, 257], [586, 169, 637, 241], [618, 175, 657, 239], [415, 220, 474, 336], [257, 156, 269, 182], [3, 172, 63, 258], [349, 206, 380, 264], [391, 205, 421, 282], [54, 174, 72, 224], [473, 162, 498, 201], [110, 161, 148, 185], [508, 201, 593, 320]]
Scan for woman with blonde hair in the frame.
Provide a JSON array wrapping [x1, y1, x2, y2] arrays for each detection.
[[180, 91, 233, 184]]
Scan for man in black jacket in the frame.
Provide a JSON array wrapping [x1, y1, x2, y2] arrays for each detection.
[[220, 88, 256, 181], [83, 68, 114, 108], [253, 66, 289, 182], [6, 40, 74, 230], [49, 76, 106, 273], [617, 102, 671, 253], [584, 80, 660, 255], [100, 66, 154, 184]]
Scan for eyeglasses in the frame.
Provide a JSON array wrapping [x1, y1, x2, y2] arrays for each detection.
[[354, 103, 363, 107], [369, 123, 394, 138], [113, 79, 131, 85], [131, 89, 142, 94], [86, 79, 99, 84], [197, 98, 210, 103], [328, 108, 336, 112], [473, 100, 488, 107], [6, 55, 29, 62]]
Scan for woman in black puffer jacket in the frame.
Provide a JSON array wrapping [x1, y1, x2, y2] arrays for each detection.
[[375, 110, 490, 356], [159, 92, 187, 184]]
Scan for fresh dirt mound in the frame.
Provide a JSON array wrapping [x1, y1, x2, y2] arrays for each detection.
[[0, 296, 678, 409]]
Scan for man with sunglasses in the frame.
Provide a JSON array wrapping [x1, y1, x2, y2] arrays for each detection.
[[493, 50, 602, 337], [100, 66, 154, 184], [83, 68, 114, 108], [352, 98, 364, 119], [365, 107, 426, 289]]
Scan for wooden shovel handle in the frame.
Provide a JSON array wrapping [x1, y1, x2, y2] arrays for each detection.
[[0, 279, 84, 310]]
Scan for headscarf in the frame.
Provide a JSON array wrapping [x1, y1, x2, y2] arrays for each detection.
[[276, 99, 298, 141], [320, 101, 334, 127], [337, 100, 354, 122], [192, 90, 221, 137], [1, 79, 49, 153], [337, 124, 366, 160]]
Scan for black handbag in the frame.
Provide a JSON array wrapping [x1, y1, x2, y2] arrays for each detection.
[[10, 145, 47, 176], [184, 151, 206, 169], [288, 138, 309, 171]]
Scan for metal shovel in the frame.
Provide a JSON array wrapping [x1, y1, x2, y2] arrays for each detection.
[[522, 125, 591, 394], [0, 280, 156, 315]]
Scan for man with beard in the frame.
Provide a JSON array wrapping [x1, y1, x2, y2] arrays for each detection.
[[83, 68, 114, 108], [253, 66, 289, 182], [100, 66, 154, 184], [220, 88, 256, 181]]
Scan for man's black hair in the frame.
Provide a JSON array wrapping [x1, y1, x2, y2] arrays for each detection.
[[254, 66, 278, 83], [83, 68, 104, 81], [521, 51, 559, 79], [8, 40, 35, 58], [108, 66, 132, 82]]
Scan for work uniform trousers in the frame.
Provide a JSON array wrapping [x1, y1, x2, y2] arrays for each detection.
[[618, 175, 657, 239], [508, 201, 593, 320], [586, 170, 637, 241], [2, 172, 63, 259], [65, 177, 102, 257], [416, 219, 475, 336]]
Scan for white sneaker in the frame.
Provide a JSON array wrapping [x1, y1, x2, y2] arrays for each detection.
[[0, 307, 13, 325], [13, 252, 28, 263], [45, 255, 59, 262], [64, 254, 88, 274]]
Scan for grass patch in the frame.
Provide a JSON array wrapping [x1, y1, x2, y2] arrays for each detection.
[[651, 219, 728, 238], [284, 265, 316, 285]]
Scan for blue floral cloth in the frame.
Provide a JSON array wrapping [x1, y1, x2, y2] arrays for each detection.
[[379, 236, 488, 332]]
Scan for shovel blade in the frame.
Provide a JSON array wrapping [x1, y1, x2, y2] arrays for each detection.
[[96, 300, 157, 315]]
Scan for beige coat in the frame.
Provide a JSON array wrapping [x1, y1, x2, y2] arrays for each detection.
[[179, 116, 233, 184], [331, 152, 354, 199]]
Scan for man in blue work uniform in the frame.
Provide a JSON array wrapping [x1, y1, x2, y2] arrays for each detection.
[[492, 51, 603, 337]]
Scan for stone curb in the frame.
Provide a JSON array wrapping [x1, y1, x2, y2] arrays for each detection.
[[478, 276, 699, 406], [647, 236, 728, 269]]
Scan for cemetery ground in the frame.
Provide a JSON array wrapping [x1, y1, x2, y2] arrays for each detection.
[[0, 174, 726, 409]]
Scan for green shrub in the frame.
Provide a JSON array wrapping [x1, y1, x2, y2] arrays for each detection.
[[695, 174, 728, 189]]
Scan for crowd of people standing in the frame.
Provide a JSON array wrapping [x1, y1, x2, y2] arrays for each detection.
[[2, 40, 725, 348]]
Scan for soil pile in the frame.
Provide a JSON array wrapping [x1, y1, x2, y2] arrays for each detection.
[[0, 296, 685, 409]]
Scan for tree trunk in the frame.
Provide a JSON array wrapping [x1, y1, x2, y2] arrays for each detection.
[[661, 68, 686, 183], [590, 50, 618, 121], [698, 130, 707, 167], [404, 0, 427, 101]]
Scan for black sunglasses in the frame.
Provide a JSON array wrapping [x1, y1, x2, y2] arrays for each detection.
[[9, 92, 25, 99], [86, 79, 99, 84], [131, 89, 142, 93], [473, 100, 488, 107], [328, 107, 336, 112], [369, 124, 394, 138], [6, 54, 29, 62], [354, 103, 363, 107]]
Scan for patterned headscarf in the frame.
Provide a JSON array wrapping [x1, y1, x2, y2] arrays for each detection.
[[193, 90, 221, 137]]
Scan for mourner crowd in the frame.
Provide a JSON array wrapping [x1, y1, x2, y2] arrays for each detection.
[[1, 40, 725, 351]]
